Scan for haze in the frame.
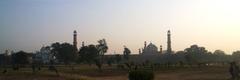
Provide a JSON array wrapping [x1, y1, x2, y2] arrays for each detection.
[[1, 0, 240, 54]]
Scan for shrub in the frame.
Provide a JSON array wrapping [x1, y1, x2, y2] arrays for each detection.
[[128, 70, 154, 80]]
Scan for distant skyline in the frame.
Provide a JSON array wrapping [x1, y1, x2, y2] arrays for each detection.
[[1, 0, 240, 54]]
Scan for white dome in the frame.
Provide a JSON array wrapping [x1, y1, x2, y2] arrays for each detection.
[[143, 43, 158, 55]]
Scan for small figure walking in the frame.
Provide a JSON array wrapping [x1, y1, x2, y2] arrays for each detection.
[[230, 62, 239, 80]]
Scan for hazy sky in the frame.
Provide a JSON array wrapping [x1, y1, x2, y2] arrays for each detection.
[[1, 0, 240, 54]]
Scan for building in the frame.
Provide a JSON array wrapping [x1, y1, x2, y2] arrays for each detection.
[[104, 30, 173, 63], [73, 30, 78, 49], [139, 30, 172, 55], [142, 42, 160, 55], [167, 30, 172, 54]]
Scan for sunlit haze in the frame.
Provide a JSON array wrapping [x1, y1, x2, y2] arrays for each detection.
[[1, 0, 240, 54]]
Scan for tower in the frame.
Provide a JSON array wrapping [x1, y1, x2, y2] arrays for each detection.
[[144, 41, 147, 49], [73, 30, 77, 49], [160, 45, 163, 54], [167, 30, 172, 54], [82, 41, 85, 47], [143, 41, 147, 53], [139, 48, 142, 54]]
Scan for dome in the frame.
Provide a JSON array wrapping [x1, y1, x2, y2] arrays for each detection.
[[146, 43, 158, 50], [143, 42, 158, 55]]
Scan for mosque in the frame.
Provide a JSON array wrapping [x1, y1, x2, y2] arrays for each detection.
[[73, 30, 172, 55], [141, 41, 160, 55], [139, 30, 172, 55], [72, 30, 173, 63]]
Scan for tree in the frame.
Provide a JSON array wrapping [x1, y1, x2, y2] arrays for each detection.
[[214, 50, 225, 56], [0, 54, 5, 66], [95, 39, 108, 71], [12, 51, 31, 69], [78, 39, 108, 71], [96, 39, 108, 56], [232, 51, 240, 61], [213, 50, 226, 63], [51, 42, 77, 64], [184, 45, 208, 65], [50, 42, 61, 59], [0, 53, 11, 74], [123, 46, 131, 61], [78, 45, 98, 65], [175, 51, 186, 65]]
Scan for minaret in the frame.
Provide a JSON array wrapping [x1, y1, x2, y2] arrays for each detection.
[[167, 30, 172, 54], [139, 48, 141, 54], [144, 41, 147, 49], [143, 41, 147, 54], [160, 45, 163, 54], [82, 41, 85, 47], [73, 30, 77, 49]]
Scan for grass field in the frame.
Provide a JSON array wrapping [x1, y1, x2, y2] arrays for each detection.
[[0, 65, 232, 80]]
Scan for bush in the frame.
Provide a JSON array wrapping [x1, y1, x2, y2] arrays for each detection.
[[128, 70, 154, 80]]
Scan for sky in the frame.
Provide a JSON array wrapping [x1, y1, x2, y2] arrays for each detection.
[[1, 0, 240, 54]]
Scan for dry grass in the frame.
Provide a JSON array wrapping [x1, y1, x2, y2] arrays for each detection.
[[0, 65, 233, 80]]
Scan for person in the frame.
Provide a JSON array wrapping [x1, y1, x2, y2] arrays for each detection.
[[229, 62, 239, 80]]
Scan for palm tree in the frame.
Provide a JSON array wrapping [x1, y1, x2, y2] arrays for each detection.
[[96, 39, 108, 71], [97, 39, 108, 56]]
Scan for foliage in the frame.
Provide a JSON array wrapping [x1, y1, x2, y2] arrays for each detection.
[[175, 51, 186, 63], [12, 51, 31, 65], [213, 50, 227, 63], [0, 54, 5, 65], [123, 46, 131, 61], [96, 39, 108, 56], [78, 45, 99, 64], [184, 45, 209, 64], [128, 70, 154, 80], [78, 39, 108, 71], [96, 39, 108, 70], [232, 51, 240, 61], [0, 54, 11, 66], [51, 42, 77, 64]]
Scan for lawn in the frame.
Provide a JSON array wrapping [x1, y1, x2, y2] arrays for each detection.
[[0, 65, 232, 80]]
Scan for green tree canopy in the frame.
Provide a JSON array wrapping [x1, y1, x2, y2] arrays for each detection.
[[78, 45, 98, 64], [123, 46, 131, 61], [184, 45, 209, 64], [232, 51, 240, 61], [12, 51, 30, 65], [50, 42, 77, 64]]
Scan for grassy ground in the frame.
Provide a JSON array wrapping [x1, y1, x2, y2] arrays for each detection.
[[0, 65, 232, 80]]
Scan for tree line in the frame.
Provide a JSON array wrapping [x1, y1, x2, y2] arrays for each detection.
[[1, 40, 240, 70]]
